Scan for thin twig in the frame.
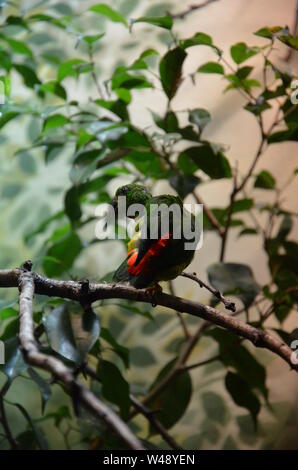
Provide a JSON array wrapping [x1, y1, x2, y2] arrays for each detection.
[[193, 190, 225, 236], [181, 272, 236, 312], [171, 0, 221, 19], [183, 354, 221, 371], [88, 47, 105, 99], [130, 395, 183, 450]]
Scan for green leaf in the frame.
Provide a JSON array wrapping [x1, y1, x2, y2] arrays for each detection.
[[79, 173, 112, 196], [57, 59, 89, 82], [64, 186, 82, 221], [152, 110, 179, 133], [206, 328, 267, 398], [97, 359, 130, 419], [278, 34, 298, 50], [201, 391, 227, 423], [0, 338, 28, 380], [277, 214, 292, 242], [189, 108, 211, 134], [95, 98, 128, 120], [5, 15, 29, 30], [170, 174, 200, 199], [27, 13, 66, 29], [43, 231, 82, 277], [40, 405, 71, 427], [268, 127, 298, 143], [28, 368, 51, 414], [90, 120, 128, 142], [159, 47, 187, 100], [254, 26, 283, 39], [225, 74, 261, 92], [197, 61, 224, 74], [0, 75, 10, 97], [111, 70, 152, 90], [0, 306, 18, 320], [236, 66, 253, 80], [130, 346, 156, 366], [100, 327, 129, 368], [0, 51, 12, 71], [25, 210, 65, 243], [12, 402, 48, 449], [39, 81, 67, 100], [183, 145, 232, 179], [89, 4, 127, 26], [0, 111, 20, 130], [177, 152, 198, 175], [225, 371, 260, 427], [255, 26, 297, 50], [230, 42, 258, 64], [43, 113, 70, 132], [238, 227, 258, 237], [43, 303, 100, 363], [245, 99, 271, 116], [6, 38, 33, 56], [207, 262, 260, 309], [16, 430, 39, 450], [126, 150, 169, 179], [149, 358, 192, 430], [132, 15, 173, 30], [254, 170, 276, 189], [13, 64, 41, 88], [150, 359, 192, 432], [70, 149, 105, 185], [180, 32, 213, 49], [231, 198, 254, 213], [80, 32, 105, 44]]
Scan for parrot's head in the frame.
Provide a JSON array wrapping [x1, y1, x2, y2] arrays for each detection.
[[112, 183, 151, 217]]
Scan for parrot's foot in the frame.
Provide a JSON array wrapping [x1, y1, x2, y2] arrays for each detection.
[[145, 283, 162, 307]]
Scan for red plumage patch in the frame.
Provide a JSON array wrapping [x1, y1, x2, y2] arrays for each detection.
[[127, 232, 171, 276]]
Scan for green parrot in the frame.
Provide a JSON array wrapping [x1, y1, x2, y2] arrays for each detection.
[[112, 184, 200, 290]]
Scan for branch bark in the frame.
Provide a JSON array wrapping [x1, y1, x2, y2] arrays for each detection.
[[17, 271, 144, 451], [171, 0, 221, 19], [181, 271, 236, 312], [0, 266, 296, 372]]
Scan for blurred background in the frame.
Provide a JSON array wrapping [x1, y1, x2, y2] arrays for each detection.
[[0, 0, 297, 449]]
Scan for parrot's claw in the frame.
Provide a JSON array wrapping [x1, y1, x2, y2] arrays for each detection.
[[145, 283, 162, 307]]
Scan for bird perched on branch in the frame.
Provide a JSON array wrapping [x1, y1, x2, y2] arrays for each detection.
[[112, 183, 200, 292]]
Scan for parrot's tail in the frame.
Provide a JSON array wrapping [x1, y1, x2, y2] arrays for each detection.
[[113, 249, 154, 288], [113, 253, 134, 283]]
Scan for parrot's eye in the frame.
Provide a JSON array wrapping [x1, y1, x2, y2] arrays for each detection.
[[116, 185, 130, 197], [122, 186, 130, 195]]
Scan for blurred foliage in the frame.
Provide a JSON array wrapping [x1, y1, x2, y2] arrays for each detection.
[[0, 0, 297, 451]]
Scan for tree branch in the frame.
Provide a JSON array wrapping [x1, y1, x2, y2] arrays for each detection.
[[17, 271, 144, 451], [0, 266, 296, 373], [129, 395, 183, 450], [171, 0, 221, 19], [193, 190, 225, 236]]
